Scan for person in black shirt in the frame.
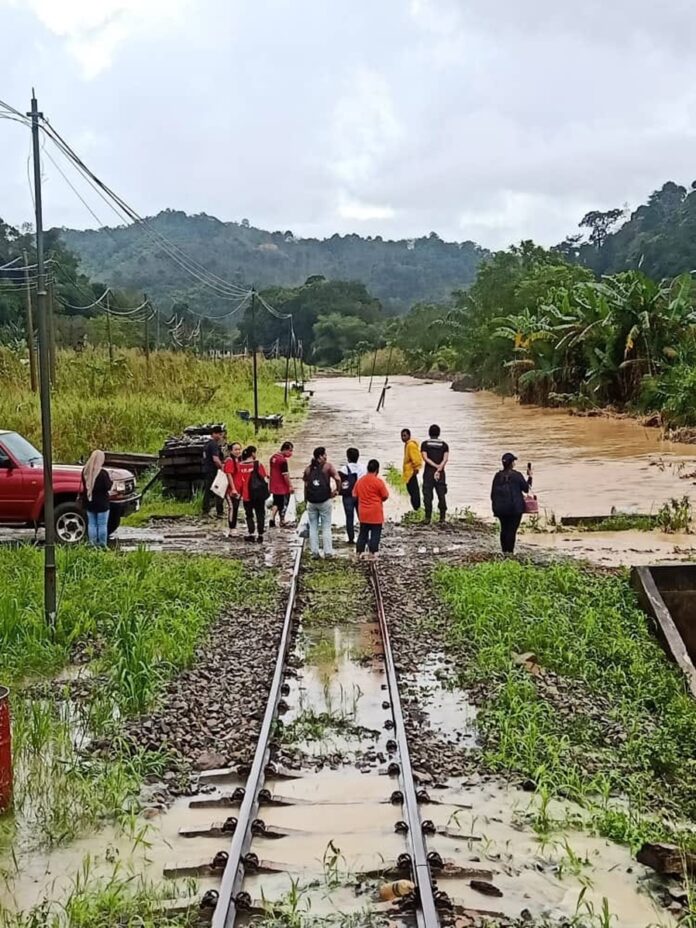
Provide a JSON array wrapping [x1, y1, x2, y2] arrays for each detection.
[[82, 449, 113, 548], [202, 426, 224, 518], [420, 424, 449, 524], [491, 452, 532, 554]]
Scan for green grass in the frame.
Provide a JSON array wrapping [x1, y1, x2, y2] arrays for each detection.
[[568, 497, 692, 534], [571, 513, 658, 532], [0, 546, 276, 851], [0, 346, 305, 461], [384, 464, 406, 493], [0, 864, 195, 927], [434, 560, 696, 848], [0, 546, 273, 700]]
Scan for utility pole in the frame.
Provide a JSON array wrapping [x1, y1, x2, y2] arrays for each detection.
[[251, 289, 259, 431], [105, 290, 113, 365], [22, 249, 37, 392], [284, 322, 292, 407], [47, 275, 57, 384], [156, 306, 160, 350], [143, 293, 150, 374], [29, 91, 57, 631]]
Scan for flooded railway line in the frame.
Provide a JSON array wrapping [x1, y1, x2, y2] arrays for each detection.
[[161, 543, 498, 927]]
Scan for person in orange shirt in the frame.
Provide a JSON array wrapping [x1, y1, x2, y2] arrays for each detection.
[[352, 459, 389, 558]]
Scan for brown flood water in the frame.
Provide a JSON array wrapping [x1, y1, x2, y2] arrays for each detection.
[[291, 377, 696, 565]]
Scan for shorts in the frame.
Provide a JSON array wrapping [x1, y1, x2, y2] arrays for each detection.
[[272, 493, 290, 515]]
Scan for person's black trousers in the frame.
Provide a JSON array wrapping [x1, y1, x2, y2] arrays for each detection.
[[357, 522, 383, 554], [342, 496, 358, 543], [423, 479, 447, 522], [499, 513, 523, 553], [203, 472, 223, 516], [406, 474, 421, 511], [244, 499, 266, 538], [227, 494, 241, 529]]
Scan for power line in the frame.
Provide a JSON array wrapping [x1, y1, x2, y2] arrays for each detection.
[[39, 119, 251, 299]]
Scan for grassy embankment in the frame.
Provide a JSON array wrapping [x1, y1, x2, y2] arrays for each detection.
[[0, 546, 275, 911], [434, 560, 696, 850]]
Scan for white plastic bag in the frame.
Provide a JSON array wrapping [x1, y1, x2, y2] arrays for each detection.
[[211, 469, 228, 498], [285, 493, 298, 525]]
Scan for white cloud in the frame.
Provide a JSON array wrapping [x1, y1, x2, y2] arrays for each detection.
[[338, 193, 395, 222], [8, 0, 189, 78], [331, 67, 403, 187]]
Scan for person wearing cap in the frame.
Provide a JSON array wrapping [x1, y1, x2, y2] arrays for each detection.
[[491, 453, 532, 554]]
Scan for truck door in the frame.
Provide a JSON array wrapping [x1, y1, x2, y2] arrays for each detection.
[[0, 444, 26, 521]]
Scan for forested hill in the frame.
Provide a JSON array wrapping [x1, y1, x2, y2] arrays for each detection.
[[59, 210, 486, 315], [561, 181, 696, 280]]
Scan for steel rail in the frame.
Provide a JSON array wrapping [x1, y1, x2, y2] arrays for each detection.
[[212, 540, 304, 928], [370, 563, 441, 928]]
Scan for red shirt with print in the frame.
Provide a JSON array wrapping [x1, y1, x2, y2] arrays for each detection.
[[223, 456, 244, 496], [237, 459, 267, 503]]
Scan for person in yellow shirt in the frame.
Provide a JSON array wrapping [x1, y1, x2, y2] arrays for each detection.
[[401, 428, 423, 512]]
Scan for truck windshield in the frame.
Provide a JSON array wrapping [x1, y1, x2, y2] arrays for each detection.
[[1, 432, 43, 466]]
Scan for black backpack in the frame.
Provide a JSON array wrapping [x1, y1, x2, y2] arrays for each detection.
[[248, 461, 269, 503], [491, 471, 516, 516], [306, 461, 331, 504], [340, 466, 359, 498]]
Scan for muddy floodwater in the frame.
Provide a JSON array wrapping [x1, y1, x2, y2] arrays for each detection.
[[292, 377, 696, 564]]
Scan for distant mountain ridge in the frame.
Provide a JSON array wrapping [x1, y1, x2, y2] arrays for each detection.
[[59, 209, 487, 315]]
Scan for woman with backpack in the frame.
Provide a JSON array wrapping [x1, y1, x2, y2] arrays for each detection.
[[491, 453, 533, 554], [238, 445, 269, 543], [303, 447, 341, 558], [338, 447, 366, 545]]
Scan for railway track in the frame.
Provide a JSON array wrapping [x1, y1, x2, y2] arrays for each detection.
[[163, 542, 488, 927]]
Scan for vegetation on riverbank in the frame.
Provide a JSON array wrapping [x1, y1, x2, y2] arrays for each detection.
[[0, 547, 275, 853], [435, 560, 696, 849], [0, 346, 300, 461], [383, 242, 696, 427]]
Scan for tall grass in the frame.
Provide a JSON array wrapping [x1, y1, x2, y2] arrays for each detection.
[[0, 546, 273, 699], [0, 347, 303, 461]]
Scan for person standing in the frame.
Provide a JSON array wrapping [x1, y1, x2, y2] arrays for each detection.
[[338, 447, 366, 545], [303, 447, 341, 558], [491, 453, 532, 554], [82, 450, 112, 548], [238, 446, 269, 543], [420, 424, 449, 524], [202, 426, 224, 518], [224, 441, 243, 535], [401, 428, 423, 511], [269, 441, 294, 528], [353, 459, 389, 558]]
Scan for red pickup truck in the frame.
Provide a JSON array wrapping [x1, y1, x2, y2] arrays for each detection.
[[0, 430, 139, 544]]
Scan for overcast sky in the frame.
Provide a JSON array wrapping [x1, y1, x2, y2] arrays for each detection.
[[2, 0, 696, 249]]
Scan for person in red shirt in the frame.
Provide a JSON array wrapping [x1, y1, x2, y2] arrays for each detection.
[[223, 441, 243, 535], [352, 459, 389, 558], [237, 445, 269, 543], [269, 441, 294, 528]]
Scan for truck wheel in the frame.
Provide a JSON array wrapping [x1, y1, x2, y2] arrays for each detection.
[[54, 502, 87, 545]]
